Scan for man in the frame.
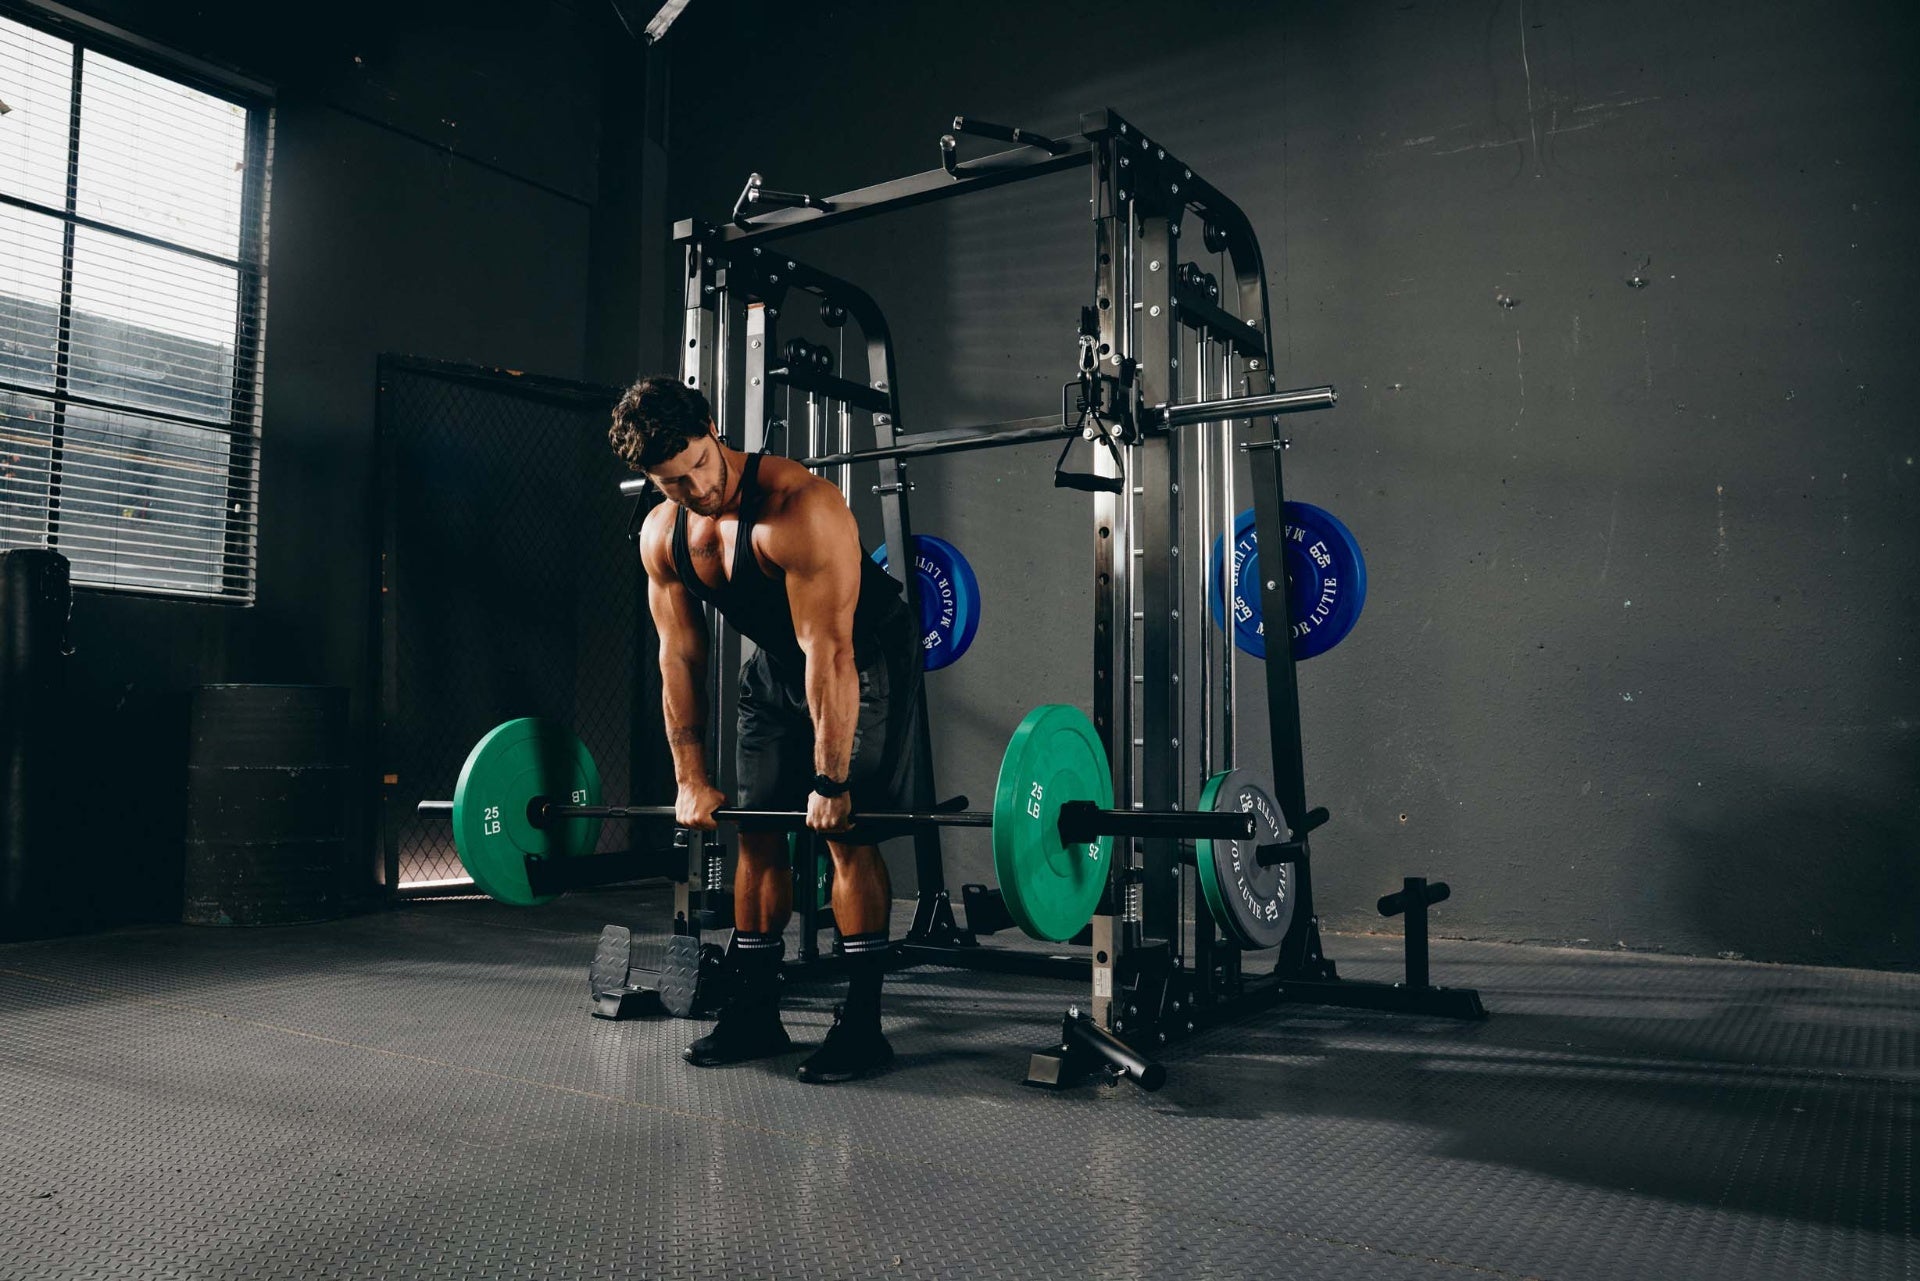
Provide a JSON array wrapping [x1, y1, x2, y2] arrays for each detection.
[[610, 375, 920, 1083]]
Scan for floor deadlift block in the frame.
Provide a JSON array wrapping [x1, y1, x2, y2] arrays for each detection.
[[589, 927, 723, 1019]]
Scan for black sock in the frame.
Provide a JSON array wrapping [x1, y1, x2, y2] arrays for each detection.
[[838, 931, 889, 1024], [732, 931, 785, 1007]]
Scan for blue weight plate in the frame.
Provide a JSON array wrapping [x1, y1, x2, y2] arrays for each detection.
[[924, 534, 981, 667], [1207, 509, 1265, 657], [1208, 502, 1367, 660], [872, 534, 981, 671]]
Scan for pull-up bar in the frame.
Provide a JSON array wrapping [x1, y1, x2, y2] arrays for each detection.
[[611, 387, 1336, 497], [677, 142, 1092, 246], [614, 414, 1066, 497]]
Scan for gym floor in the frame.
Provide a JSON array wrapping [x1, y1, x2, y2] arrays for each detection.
[[1, 892, 1911, 1280]]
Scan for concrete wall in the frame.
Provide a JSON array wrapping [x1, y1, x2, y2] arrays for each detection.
[[665, 0, 1919, 968], [30, 0, 648, 928]]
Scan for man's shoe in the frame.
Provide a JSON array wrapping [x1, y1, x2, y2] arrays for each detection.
[[684, 1001, 792, 1067], [796, 1005, 894, 1084]]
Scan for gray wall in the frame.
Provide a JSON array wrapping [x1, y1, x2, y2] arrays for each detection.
[[666, 0, 1919, 968], [36, 0, 649, 928]]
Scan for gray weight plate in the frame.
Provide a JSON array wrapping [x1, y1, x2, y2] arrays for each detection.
[[1194, 769, 1295, 950]]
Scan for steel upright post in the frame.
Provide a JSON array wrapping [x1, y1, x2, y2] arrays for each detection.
[[674, 246, 724, 927], [1086, 136, 1132, 1028], [1132, 210, 1182, 949]]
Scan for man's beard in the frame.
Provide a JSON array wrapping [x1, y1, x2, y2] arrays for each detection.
[[687, 450, 732, 514]]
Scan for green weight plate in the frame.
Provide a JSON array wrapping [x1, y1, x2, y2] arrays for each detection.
[[992, 704, 1115, 942], [452, 718, 603, 907], [788, 832, 832, 909], [1194, 769, 1294, 949]]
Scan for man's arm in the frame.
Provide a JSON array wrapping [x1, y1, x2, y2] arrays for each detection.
[[772, 485, 863, 791], [639, 504, 713, 790]]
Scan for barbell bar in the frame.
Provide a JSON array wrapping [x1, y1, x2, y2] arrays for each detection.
[[418, 792, 1304, 883], [423, 797, 1249, 845], [413, 706, 1258, 940]]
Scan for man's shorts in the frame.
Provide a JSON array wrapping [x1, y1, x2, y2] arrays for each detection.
[[734, 607, 923, 835]]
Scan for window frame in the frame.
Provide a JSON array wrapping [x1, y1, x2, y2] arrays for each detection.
[[0, 1, 274, 602]]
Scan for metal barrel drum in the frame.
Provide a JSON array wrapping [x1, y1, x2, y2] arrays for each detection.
[[184, 684, 351, 926]]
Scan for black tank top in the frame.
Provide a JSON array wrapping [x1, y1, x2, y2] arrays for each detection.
[[672, 452, 905, 671]]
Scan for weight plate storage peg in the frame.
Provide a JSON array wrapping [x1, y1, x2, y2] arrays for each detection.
[[992, 703, 1115, 942], [872, 534, 981, 670], [1194, 769, 1294, 949], [452, 718, 603, 907], [1207, 502, 1367, 660]]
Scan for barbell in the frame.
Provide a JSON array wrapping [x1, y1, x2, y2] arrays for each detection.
[[416, 705, 1277, 943]]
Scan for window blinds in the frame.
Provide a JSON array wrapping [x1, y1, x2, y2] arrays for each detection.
[[0, 13, 268, 599]]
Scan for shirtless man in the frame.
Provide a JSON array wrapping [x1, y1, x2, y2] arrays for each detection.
[[611, 376, 919, 1083]]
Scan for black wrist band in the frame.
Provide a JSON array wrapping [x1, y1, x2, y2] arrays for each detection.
[[810, 773, 851, 798]]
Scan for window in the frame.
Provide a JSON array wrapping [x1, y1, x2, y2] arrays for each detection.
[[0, 10, 270, 600]]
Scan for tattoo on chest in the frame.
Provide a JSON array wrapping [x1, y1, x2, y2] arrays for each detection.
[[688, 543, 722, 561]]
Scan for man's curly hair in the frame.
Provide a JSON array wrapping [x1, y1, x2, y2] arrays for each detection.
[[609, 377, 714, 471]]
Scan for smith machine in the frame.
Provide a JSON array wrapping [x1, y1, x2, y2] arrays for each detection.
[[597, 109, 1485, 1088]]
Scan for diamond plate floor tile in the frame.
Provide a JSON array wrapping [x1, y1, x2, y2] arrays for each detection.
[[0, 889, 1912, 1281]]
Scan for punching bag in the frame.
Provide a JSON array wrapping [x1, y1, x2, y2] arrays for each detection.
[[0, 549, 72, 941]]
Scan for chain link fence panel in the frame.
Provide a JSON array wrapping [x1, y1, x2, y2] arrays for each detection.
[[377, 356, 660, 894]]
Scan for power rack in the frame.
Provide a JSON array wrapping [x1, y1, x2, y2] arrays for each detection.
[[614, 109, 1483, 1089]]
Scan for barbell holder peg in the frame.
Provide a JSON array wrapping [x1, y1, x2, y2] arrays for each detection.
[[1254, 840, 1306, 868], [1063, 1009, 1166, 1092]]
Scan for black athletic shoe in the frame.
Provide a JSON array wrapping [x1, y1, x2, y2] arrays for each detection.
[[684, 1001, 792, 1067], [796, 1006, 894, 1084]]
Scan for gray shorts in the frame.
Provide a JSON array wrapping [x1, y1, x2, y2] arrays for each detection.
[[733, 610, 922, 832]]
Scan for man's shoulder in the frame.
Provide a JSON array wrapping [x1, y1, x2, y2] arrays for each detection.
[[753, 459, 854, 567], [756, 456, 843, 518], [637, 498, 679, 574], [755, 452, 828, 491], [638, 497, 677, 541]]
